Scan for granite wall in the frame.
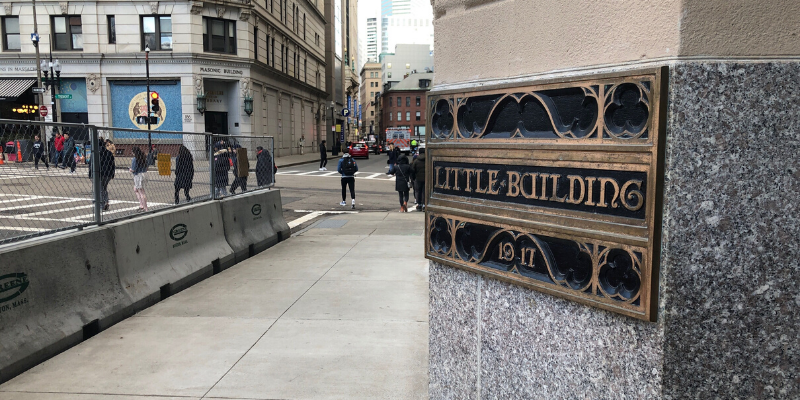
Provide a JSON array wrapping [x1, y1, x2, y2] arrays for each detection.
[[428, 61, 800, 399]]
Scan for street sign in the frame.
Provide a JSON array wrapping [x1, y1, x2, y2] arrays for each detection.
[[341, 108, 351, 117], [39, 105, 48, 117], [30, 33, 39, 43], [32, 87, 45, 94], [55, 94, 72, 99]]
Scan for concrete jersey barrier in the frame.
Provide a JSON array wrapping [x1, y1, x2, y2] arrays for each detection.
[[109, 202, 235, 309], [219, 189, 290, 264], [0, 227, 129, 382]]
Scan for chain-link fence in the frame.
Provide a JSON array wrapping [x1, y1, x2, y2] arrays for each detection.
[[0, 119, 274, 245]]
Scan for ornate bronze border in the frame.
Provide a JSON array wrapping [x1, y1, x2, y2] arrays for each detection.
[[425, 67, 668, 321]]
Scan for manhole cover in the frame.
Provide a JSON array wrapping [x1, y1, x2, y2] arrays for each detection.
[[313, 219, 348, 229]]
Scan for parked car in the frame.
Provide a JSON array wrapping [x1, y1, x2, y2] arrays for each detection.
[[348, 142, 369, 159]]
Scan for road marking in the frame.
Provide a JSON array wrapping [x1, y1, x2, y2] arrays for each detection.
[[364, 173, 383, 179], [288, 209, 358, 229], [296, 171, 322, 175], [0, 199, 87, 212]]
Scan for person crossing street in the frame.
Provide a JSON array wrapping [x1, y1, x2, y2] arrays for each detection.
[[319, 140, 328, 171], [337, 152, 358, 209]]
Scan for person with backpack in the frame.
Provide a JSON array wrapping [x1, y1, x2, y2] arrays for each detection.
[[319, 140, 328, 171], [337, 152, 358, 209], [389, 155, 413, 212], [61, 132, 76, 173], [410, 148, 426, 211], [32, 134, 49, 169]]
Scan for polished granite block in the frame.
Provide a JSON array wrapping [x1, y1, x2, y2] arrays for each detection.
[[661, 62, 800, 399]]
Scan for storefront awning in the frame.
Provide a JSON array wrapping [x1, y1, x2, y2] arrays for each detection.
[[0, 79, 36, 101]]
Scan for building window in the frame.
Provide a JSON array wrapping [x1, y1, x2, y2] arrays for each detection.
[[315, 33, 319, 46], [371, 110, 374, 116], [303, 14, 306, 40], [406, 63, 410, 69], [416, 96, 420, 106], [254, 28, 258, 59], [52, 16, 83, 50], [406, 97, 410, 107], [387, 63, 392, 69], [388, 97, 392, 107], [107, 16, 116, 44], [416, 111, 421, 121], [271, 37, 275, 66], [1, 17, 20, 51], [389, 112, 392, 122], [387, 72, 392, 79], [397, 97, 401, 107], [203, 17, 236, 54], [270, 0, 274, 13], [141, 15, 171, 51], [406, 112, 410, 121], [304, 58, 307, 82]]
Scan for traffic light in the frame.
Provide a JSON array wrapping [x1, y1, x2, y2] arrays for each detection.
[[150, 92, 160, 113]]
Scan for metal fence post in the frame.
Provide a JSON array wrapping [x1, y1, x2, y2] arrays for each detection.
[[90, 125, 102, 224], [209, 134, 215, 199]]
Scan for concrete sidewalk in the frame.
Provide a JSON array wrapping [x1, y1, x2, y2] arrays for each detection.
[[0, 211, 429, 400]]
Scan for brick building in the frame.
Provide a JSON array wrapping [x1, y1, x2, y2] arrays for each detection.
[[379, 72, 432, 142]]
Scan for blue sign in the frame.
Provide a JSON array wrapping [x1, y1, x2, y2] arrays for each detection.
[[341, 108, 351, 117], [347, 95, 352, 110], [31, 33, 39, 43], [358, 104, 362, 119]]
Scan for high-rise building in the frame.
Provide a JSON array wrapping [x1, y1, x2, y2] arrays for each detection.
[[380, 44, 434, 85], [380, 0, 432, 54], [366, 18, 379, 63], [359, 62, 382, 138]]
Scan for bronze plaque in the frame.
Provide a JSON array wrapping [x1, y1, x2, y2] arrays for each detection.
[[425, 68, 667, 321]]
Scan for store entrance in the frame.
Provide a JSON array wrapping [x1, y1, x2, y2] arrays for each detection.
[[205, 111, 228, 152]]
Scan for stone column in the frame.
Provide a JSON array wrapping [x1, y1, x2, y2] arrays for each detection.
[[427, 1, 800, 399]]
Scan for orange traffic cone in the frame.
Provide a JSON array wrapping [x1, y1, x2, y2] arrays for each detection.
[[0, 152, 4, 165], [16, 141, 22, 163]]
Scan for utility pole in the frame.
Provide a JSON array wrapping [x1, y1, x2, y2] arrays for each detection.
[[145, 44, 152, 149], [32, 0, 44, 123]]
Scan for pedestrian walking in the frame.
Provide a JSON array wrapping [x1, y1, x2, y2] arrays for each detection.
[[410, 148, 426, 211], [386, 144, 398, 174], [255, 146, 274, 187], [130, 146, 149, 212], [32, 134, 49, 169], [213, 142, 231, 197], [319, 140, 328, 170], [98, 138, 116, 211], [389, 155, 412, 212], [337, 152, 358, 209], [52, 131, 64, 165], [61, 132, 76, 173], [229, 144, 248, 194], [174, 145, 194, 204]]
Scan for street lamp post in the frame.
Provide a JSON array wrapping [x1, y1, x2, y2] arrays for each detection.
[[330, 101, 335, 154], [40, 57, 62, 124]]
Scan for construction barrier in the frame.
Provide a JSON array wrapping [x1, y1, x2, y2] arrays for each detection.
[[0, 189, 289, 383], [0, 227, 130, 382], [219, 190, 288, 264], [109, 201, 235, 309]]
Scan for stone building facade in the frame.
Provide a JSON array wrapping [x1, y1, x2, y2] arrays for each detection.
[[358, 61, 380, 137], [0, 0, 328, 156]]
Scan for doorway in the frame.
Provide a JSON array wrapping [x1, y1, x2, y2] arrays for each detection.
[[205, 111, 228, 152]]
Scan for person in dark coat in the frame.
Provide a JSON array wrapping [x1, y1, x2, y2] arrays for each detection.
[[61, 132, 76, 173], [98, 138, 116, 211], [174, 145, 194, 204], [319, 140, 328, 170], [410, 148, 426, 211], [389, 155, 412, 212], [256, 146, 274, 187], [213, 142, 231, 197], [32, 134, 49, 169], [229, 144, 248, 194], [386, 144, 398, 175]]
